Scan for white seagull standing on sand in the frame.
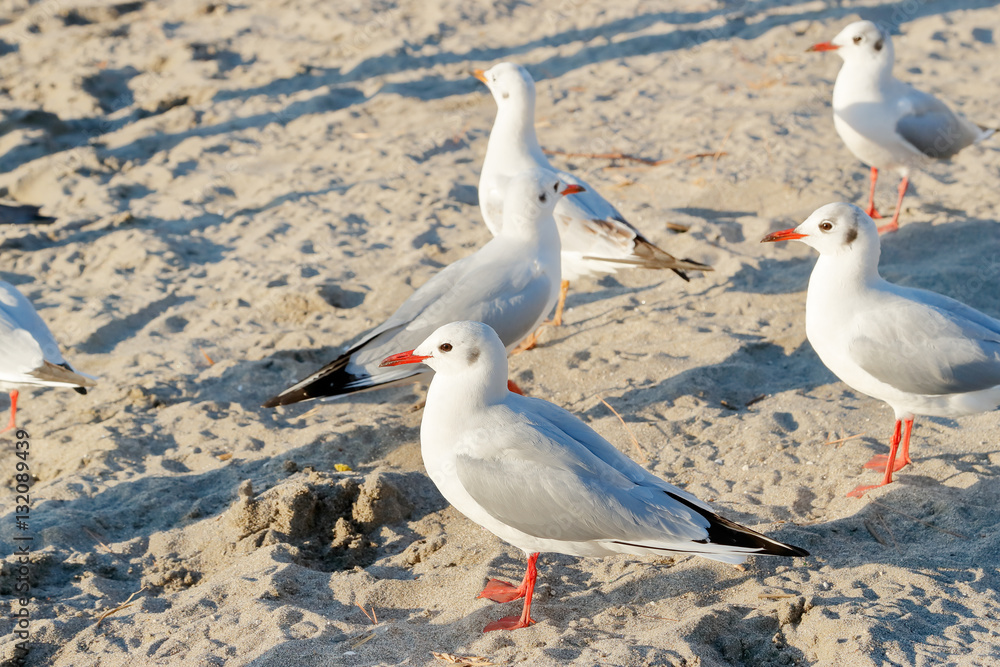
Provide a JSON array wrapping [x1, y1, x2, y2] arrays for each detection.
[[381, 321, 808, 632], [263, 169, 582, 407], [762, 203, 1000, 497], [808, 20, 995, 233], [475, 62, 711, 336], [0, 281, 95, 431]]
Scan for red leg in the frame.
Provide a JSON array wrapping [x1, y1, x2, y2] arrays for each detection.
[[849, 419, 902, 497], [506, 380, 524, 396], [550, 280, 570, 327], [866, 166, 882, 219], [877, 176, 908, 233], [863, 418, 913, 473], [1, 390, 18, 434], [483, 552, 539, 632], [899, 417, 914, 467]]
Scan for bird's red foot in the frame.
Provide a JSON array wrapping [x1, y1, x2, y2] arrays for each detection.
[[477, 579, 525, 603], [847, 482, 889, 498], [876, 222, 899, 234], [866, 207, 882, 219], [483, 615, 536, 632], [506, 380, 524, 396], [863, 454, 908, 473]]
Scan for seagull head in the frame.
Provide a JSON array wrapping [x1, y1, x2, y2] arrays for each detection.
[[761, 202, 880, 258], [808, 20, 893, 69], [380, 321, 508, 384], [474, 62, 536, 111], [501, 167, 584, 234]]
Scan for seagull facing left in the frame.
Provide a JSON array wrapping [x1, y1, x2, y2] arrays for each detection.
[[262, 169, 582, 408], [0, 281, 95, 431], [381, 321, 808, 632], [808, 21, 995, 233], [762, 203, 1000, 497], [475, 62, 711, 332]]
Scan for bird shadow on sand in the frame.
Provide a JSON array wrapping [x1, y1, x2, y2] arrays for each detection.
[[575, 338, 833, 421], [786, 474, 1000, 664], [730, 215, 1000, 301], [3, 0, 980, 177]]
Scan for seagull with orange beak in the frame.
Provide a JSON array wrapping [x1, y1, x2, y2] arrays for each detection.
[[263, 169, 582, 407], [473, 62, 711, 343], [762, 203, 1000, 497], [808, 21, 994, 232], [381, 321, 808, 632]]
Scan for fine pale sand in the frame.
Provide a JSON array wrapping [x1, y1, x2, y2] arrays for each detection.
[[2, 0, 999, 665]]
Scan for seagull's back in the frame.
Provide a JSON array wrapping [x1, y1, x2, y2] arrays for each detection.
[[424, 389, 805, 562]]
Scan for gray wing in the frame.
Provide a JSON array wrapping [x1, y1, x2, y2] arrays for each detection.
[[0, 282, 62, 376], [895, 87, 987, 159], [454, 401, 712, 545], [550, 168, 644, 259], [850, 288, 1000, 395], [350, 247, 556, 371]]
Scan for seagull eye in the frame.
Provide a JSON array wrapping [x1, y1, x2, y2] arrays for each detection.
[[853, 35, 863, 44], [874, 39, 883, 51], [438, 343, 452, 352], [819, 221, 834, 232], [552, 183, 558, 192]]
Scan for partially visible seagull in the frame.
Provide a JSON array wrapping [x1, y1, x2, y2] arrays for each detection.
[[0, 281, 95, 431], [808, 20, 995, 232]]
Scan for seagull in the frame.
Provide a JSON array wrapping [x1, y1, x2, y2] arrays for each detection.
[[262, 169, 582, 408], [474, 62, 711, 335], [761, 202, 1000, 497], [808, 20, 995, 233], [381, 321, 808, 632], [0, 281, 95, 432]]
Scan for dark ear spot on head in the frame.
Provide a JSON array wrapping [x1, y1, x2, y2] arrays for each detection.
[[874, 38, 883, 51], [845, 226, 858, 245], [502, 92, 509, 99], [467, 348, 480, 364]]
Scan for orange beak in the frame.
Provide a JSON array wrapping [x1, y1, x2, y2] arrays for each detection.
[[379, 350, 432, 367], [473, 69, 488, 84], [761, 228, 807, 243], [560, 184, 585, 196], [807, 42, 839, 52]]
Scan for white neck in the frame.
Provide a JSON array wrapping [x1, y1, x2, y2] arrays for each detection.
[[833, 57, 895, 105], [808, 241, 882, 304], [421, 364, 509, 444], [485, 99, 549, 170]]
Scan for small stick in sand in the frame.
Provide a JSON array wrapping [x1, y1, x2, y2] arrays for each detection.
[[431, 652, 496, 665], [599, 397, 650, 465], [199, 347, 215, 365], [356, 602, 378, 625], [745, 394, 767, 407], [543, 148, 726, 167], [96, 586, 147, 627], [823, 432, 866, 447], [758, 593, 797, 600]]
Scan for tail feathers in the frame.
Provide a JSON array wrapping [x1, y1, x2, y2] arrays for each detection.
[[667, 491, 809, 558], [975, 125, 996, 143], [584, 238, 712, 282], [262, 353, 370, 407], [29, 361, 96, 390]]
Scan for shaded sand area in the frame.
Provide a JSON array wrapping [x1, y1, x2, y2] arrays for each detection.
[[1, 0, 999, 664]]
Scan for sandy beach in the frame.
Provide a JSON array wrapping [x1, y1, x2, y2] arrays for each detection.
[[2, 0, 1000, 664]]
